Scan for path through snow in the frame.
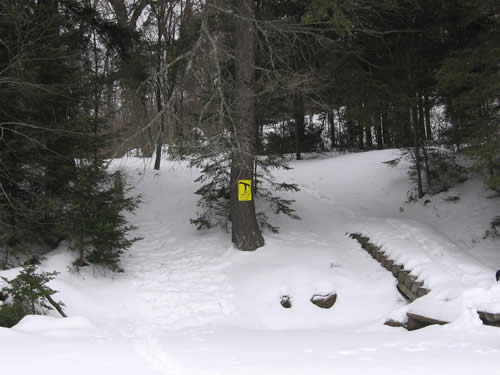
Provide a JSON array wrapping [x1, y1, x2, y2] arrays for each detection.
[[2, 149, 500, 374]]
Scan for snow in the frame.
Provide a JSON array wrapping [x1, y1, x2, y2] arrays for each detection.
[[2, 149, 500, 374]]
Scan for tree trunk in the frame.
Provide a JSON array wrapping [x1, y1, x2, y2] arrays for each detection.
[[411, 104, 424, 198], [230, 0, 264, 251], [337, 108, 344, 150], [364, 123, 372, 149], [153, 30, 163, 171], [424, 94, 432, 141], [375, 113, 383, 149], [328, 110, 335, 149], [407, 43, 423, 198], [357, 121, 364, 150], [153, 89, 163, 170], [382, 111, 391, 147], [294, 91, 305, 160], [422, 141, 431, 189], [417, 91, 426, 140]]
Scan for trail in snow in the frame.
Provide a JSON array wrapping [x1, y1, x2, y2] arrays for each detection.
[[113, 156, 402, 335], [2, 149, 500, 374]]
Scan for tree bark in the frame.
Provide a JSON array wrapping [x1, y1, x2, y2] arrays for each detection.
[[337, 108, 344, 150], [328, 110, 335, 149], [364, 123, 372, 149], [417, 91, 426, 140], [294, 91, 305, 160], [381, 112, 390, 147], [375, 113, 383, 149], [357, 121, 364, 150], [422, 141, 431, 188], [424, 94, 432, 141], [154, 28, 163, 171], [230, 0, 264, 251], [411, 104, 424, 198]]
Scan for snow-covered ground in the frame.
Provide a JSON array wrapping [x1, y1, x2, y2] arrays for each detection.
[[2, 149, 500, 374]]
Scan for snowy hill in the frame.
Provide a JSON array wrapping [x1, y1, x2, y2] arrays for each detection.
[[2, 149, 500, 375]]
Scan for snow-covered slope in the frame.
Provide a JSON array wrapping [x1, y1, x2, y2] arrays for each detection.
[[2, 149, 500, 374]]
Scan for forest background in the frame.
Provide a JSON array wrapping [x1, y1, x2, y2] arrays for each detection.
[[0, 0, 498, 267]]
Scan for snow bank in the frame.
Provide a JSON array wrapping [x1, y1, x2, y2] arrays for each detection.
[[1, 149, 500, 374]]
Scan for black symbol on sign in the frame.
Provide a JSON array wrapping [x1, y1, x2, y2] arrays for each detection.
[[239, 181, 250, 192]]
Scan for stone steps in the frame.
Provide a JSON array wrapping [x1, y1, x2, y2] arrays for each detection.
[[349, 232, 500, 330]]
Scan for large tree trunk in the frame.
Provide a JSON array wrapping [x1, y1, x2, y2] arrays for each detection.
[[230, 0, 264, 251]]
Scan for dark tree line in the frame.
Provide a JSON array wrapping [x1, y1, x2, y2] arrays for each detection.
[[305, 0, 500, 197], [1, 0, 498, 255]]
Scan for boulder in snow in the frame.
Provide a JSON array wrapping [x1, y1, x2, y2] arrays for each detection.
[[310, 293, 337, 309], [280, 295, 292, 308]]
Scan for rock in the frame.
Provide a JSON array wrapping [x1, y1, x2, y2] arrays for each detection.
[[406, 316, 428, 331], [406, 275, 418, 288], [365, 243, 376, 255], [384, 319, 406, 328], [406, 312, 447, 331], [416, 287, 430, 297], [310, 293, 337, 309], [410, 281, 424, 294], [397, 281, 417, 301], [280, 295, 292, 308], [392, 264, 403, 277], [384, 259, 394, 271], [398, 270, 409, 284], [361, 244, 373, 254], [478, 311, 500, 323]]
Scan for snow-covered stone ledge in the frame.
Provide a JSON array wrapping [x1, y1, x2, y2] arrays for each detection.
[[349, 233, 500, 329]]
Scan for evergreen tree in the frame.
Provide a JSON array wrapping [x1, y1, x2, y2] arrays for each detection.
[[436, 0, 500, 189], [0, 0, 141, 270]]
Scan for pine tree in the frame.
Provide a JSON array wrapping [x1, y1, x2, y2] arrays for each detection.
[[0, 262, 65, 327], [436, 0, 500, 189], [0, 0, 141, 270], [64, 161, 141, 272], [171, 129, 299, 234]]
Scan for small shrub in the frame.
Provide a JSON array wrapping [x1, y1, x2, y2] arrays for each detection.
[[0, 303, 26, 328], [406, 190, 417, 203], [425, 152, 468, 195], [484, 216, 500, 239], [0, 262, 64, 327]]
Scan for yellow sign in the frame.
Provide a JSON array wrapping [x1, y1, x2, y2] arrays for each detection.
[[238, 179, 252, 201]]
